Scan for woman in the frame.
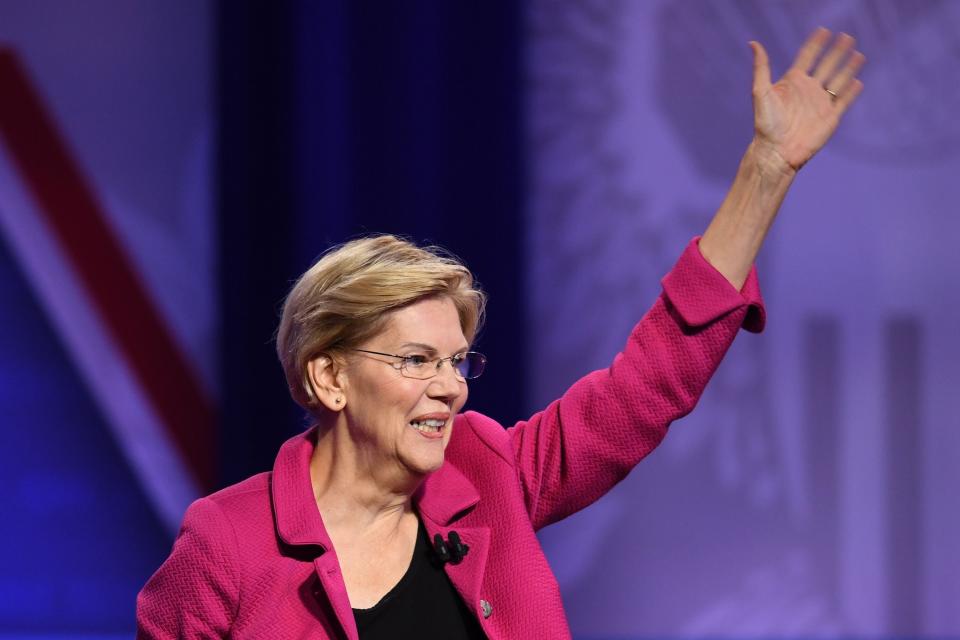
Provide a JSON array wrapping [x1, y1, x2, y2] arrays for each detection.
[[137, 28, 864, 639]]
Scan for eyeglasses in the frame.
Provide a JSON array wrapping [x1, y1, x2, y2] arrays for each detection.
[[351, 348, 487, 381]]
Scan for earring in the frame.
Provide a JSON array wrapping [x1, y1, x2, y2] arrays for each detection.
[[335, 397, 343, 404]]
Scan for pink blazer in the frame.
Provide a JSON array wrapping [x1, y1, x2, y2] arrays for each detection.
[[136, 239, 764, 639]]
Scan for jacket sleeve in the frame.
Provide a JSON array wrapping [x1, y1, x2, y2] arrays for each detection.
[[136, 497, 241, 639], [510, 237, 765, 531]]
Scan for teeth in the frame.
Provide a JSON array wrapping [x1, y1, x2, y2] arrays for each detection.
[[410, 419, 445, 433]]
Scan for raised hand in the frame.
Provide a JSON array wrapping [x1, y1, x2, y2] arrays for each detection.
[[750, 27, 866, 172]]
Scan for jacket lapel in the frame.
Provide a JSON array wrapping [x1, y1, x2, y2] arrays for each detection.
[[272, 427, 360, 640], [416, 461, 491, 622], [313, 553, 359, 640]]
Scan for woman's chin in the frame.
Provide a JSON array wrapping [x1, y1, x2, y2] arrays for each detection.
[[400, 448, 446, 477], [399, 428, 448, 475]]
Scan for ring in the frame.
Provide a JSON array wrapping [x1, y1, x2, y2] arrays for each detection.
[[824, 87, 838, 101]]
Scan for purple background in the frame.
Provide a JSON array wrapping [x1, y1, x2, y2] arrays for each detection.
[[528, 1, 960, 636], [0, 0, 957, 637]]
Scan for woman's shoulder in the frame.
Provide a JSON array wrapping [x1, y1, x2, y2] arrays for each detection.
[[183, 471, 274, 538], [137, 474, 276, 633], [451, 411, 514, 466], [208, 470, 272, 502]]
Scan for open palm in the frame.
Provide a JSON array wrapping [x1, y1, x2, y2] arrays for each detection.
[[751, 28, 866, 171]]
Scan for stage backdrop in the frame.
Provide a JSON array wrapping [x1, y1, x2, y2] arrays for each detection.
[[0, 1, 214, 636], [0, 1, 958, 638], [527, 1, 960, 637]]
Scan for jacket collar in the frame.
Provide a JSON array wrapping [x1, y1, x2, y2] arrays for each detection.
[[271, 427, 335, 548], [413, 457, 480, 525], [272, 425, 481, 548]]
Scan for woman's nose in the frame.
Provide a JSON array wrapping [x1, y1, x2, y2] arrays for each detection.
[[428, 361, 463, 397]]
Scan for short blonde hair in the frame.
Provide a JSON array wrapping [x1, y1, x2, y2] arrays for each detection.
[[276, 235, 486, 412]]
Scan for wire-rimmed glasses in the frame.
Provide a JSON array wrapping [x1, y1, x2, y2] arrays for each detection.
[[351, 348, 487, 381]]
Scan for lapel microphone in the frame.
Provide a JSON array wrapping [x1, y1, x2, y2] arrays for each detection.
[[433, 531, 469, 565]]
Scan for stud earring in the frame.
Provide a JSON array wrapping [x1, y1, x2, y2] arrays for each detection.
[[335, 397, 343, 404]]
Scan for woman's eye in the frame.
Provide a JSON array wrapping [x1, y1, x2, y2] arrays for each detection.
[[403, 354, 429, 367]]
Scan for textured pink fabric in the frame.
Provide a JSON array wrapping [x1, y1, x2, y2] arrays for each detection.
[[136, 238, 765, 639]]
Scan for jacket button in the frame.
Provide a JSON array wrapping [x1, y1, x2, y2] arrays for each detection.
[[480, 599, 492, 618]]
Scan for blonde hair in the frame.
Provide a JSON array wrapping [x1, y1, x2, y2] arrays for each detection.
[[276, 235, 486, 412]]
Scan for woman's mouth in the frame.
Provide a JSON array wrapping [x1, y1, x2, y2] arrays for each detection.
[[409, 416, 447, 438]]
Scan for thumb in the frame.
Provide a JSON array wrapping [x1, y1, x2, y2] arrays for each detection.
[[749, 41, 772, 95]]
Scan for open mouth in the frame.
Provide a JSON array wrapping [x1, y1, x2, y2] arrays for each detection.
[[409, 418, 445, 434]]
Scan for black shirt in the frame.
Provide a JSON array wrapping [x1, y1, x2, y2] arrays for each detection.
[[352, 519, 487, 639]]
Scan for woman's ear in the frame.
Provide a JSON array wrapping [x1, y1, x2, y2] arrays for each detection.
[[306, 354, 347, 412]]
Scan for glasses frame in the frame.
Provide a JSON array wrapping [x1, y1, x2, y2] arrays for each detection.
[[350, 348, 486, 381]]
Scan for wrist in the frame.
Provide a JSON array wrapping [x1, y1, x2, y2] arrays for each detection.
[[747, 137, 799, 181]]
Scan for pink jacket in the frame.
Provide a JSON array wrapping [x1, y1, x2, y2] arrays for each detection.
[[136, 239, 764, 639]]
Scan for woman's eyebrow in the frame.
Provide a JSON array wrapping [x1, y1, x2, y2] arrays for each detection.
[[398, 342, 470, 354], [398, 342, 438, 354]]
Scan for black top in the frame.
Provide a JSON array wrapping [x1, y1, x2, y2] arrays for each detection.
[[352, 519, 487, 639]]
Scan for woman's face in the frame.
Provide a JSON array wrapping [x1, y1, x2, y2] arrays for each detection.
[[342, 296, 469, 478]]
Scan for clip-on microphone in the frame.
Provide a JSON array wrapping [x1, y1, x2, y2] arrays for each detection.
[[433, 531, 469, 565]]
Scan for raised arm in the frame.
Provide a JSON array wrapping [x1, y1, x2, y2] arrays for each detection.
[[509, 29, 864, 530], [509, 239, 765, 530], [700, 28, 866, 289]]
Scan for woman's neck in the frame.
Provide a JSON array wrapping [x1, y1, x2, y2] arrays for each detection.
[[309, 420, 423, 534]]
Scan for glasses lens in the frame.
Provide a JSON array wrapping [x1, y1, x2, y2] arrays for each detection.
[[456, 352, 486, 379], [400, 356, 433, 379]]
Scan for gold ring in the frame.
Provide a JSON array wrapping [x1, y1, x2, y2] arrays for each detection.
[[824, 87, 839, 101]]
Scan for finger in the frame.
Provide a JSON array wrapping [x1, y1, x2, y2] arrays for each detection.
[[835, 78, 864, 114], [813, 32, 855, 84], [791, 26, 831, 74], [826, 50, 866, 96], [750, 40, 772, 96]]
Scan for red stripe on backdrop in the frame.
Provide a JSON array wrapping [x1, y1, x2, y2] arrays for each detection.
[[0, 49, 216, 491]]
